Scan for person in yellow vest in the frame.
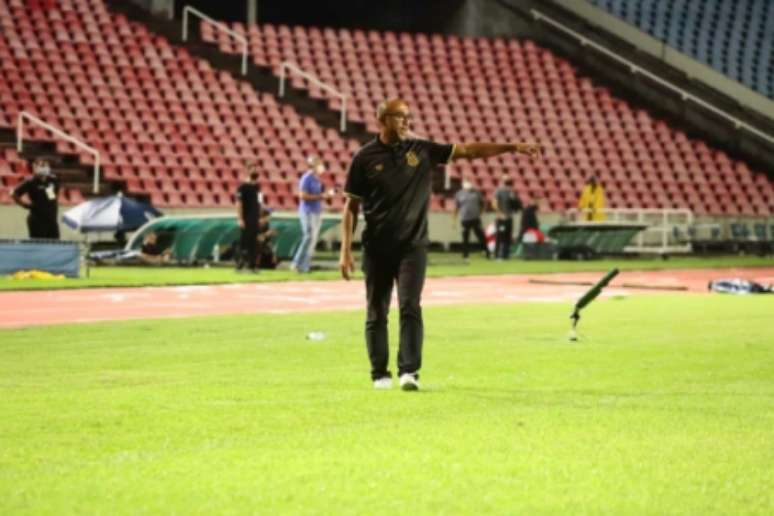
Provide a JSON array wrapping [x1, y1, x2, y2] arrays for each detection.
[[577, 176, 606, 221]]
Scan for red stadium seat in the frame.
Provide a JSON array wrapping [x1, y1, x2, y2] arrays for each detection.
[[0, 5, 770, 216]]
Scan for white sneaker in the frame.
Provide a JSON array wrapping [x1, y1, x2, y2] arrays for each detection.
[[373, 377, 393, 390], [399, 373, 419, 391]]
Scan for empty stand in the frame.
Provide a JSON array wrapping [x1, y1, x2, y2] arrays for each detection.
[[203, 19, 773, 215], [0, 0, 360, 210], [588, 0, 773, 99], [1, 0, 771, 216]]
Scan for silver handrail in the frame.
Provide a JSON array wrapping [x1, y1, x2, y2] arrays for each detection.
[[279, 61, 348, 132], [17, 112, 101, 194], [182, 5, 248, 75], [531, 10, 774, 145]]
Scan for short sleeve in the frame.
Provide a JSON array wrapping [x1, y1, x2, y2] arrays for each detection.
[[420, 140, 454, 165], [235, 184, 244, 201], [344, 155, 367, 199], [454, 190, 463, 207], [299, 173, 313, 194], [12, 178, 32, 197]]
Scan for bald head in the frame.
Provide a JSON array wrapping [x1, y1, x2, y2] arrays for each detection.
[[376, 98, 409, 122], [377, 98, 412, 143]]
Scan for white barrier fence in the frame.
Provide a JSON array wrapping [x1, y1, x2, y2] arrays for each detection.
[[565, 207, 694, 254], [17, 111, 101, 194], [279, 61, 348, 132], [182, 5, 248, 75]]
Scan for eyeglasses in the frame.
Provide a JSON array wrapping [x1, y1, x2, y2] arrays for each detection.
[[384, 112, 413, 122]]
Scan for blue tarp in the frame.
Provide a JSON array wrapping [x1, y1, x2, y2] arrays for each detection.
[[0, 239, 80, 278], [62, 195, 161, 233]]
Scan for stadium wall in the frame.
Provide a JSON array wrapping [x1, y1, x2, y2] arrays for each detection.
[[0, 202, 566, 251], [0, 205, 230, 243], [4, 202, 763, 254], [158, 0, 527, 38]]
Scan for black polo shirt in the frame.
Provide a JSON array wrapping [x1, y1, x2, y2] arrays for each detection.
[[521, 204, 539, 231], [236, 182, 261, 227], [345, 138, 453, 250], [13, 175, 59, 220], [140, 241, 164, 257]]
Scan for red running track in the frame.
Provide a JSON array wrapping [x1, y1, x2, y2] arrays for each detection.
[[1, 268, 772, 329]]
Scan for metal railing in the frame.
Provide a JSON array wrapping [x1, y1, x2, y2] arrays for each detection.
[[182, 5, 248, 75], [565, 207, 694, 253], [531, 10, 774, 146], [17, 112, 101, 194], [279, 61, 348, 132]]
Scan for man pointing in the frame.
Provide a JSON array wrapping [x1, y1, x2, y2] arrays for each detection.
[[339, 98, 542, 391]]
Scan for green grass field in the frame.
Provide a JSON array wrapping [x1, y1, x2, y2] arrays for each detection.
[[1, 254, 771, 290], [2, 294, 773, 514]]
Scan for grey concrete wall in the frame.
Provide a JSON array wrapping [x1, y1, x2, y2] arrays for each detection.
[[128, 0, 173, 18], [445, 0, 532, 37]]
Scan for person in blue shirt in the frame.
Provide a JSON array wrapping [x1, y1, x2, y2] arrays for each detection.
[[291, 156, 330, 273]]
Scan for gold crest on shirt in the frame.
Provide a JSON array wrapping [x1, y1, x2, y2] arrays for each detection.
[[374, 163, 384, 172], [405, 151, 419, 167]]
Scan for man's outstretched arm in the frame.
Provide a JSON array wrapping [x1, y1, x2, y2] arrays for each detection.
[[451, 142, 542, 161]]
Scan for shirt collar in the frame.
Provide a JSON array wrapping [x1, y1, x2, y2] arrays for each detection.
[[375, 137, 408, 153]]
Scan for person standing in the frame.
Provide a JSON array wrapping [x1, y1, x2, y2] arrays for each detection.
[[12, 159, 60, 239], [235, 163, 261, 273], [453, 180, 490, 261], [257, 206, 278, 269], [339, 98, 542, 391], [291, 156, 328, 273], [517, 196, 544, 244], [577, 176, 606, 221], [493, 174, 522, 260]]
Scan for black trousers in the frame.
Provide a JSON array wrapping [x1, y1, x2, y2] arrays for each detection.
[[28, 214, 59, 239], [461, 218, 489, 258], [495, 218, 513, 259], [362, 244, 427, 380], [239, 224, 258, 270]]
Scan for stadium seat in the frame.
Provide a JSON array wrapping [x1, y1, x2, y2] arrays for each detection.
[[1, 1, 770, 219], [203, 15, 774, 216], [0, 1, 362, 209], [587, 0, 773, 98]]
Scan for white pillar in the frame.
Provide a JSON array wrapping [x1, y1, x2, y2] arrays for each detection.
[[247, 0, 257, 25]]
